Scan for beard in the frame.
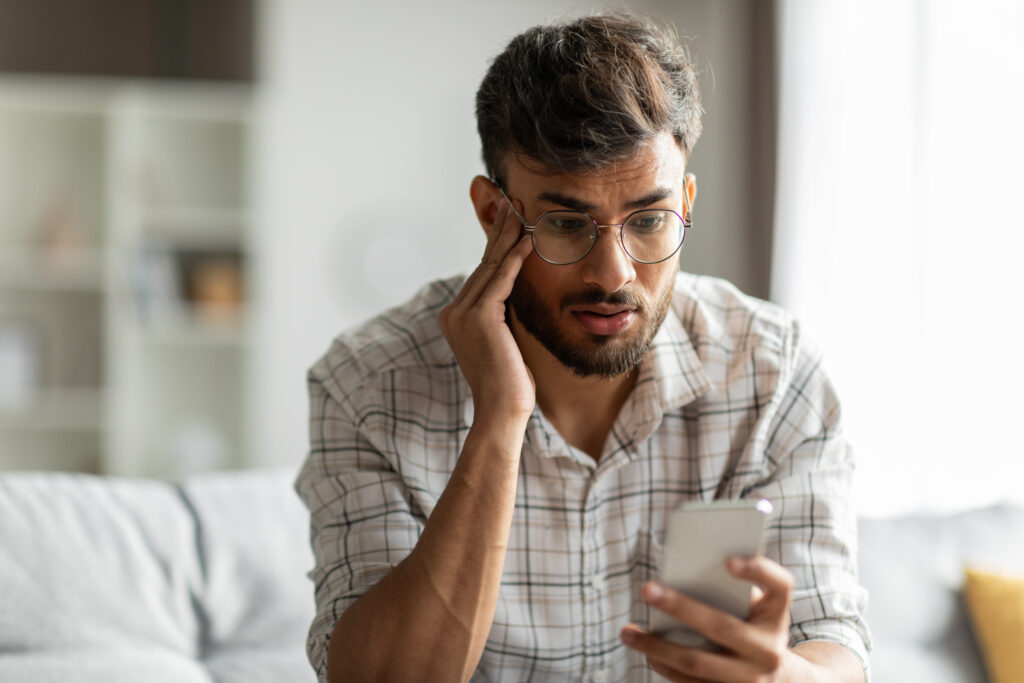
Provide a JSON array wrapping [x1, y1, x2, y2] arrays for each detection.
[[508, 275, 675, 379]]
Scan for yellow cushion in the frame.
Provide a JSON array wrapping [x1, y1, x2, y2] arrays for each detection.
[[963, 567, 1024, 683]]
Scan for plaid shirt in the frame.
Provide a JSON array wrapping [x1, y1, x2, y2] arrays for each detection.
[[296, 273, 871, 682]]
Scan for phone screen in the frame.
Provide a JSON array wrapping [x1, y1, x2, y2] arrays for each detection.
[[649, 499, 773, 649]]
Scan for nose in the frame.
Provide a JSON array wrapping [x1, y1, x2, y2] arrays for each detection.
[[579, 225, 636, 293]]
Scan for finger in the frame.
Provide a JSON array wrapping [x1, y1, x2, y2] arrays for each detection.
[[477, 233, 532, 305], [727, 556, 793, 616], [459, 201, 523, 308], [450, 201, 510, 309], [620, 626, 693, 683], [621, 624, 764, 683], [478, 199, 511, 266], [482, 197, 525, 266], [488, 198, 526, 264], [642, 581, 746, 643], [641, 581, 779, 668]]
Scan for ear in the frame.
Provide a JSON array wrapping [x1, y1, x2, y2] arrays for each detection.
[[469, 175, 503, 240], [683, 173, 697, 216]]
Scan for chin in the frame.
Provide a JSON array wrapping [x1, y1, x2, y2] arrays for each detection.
[[547, 322, 651, 378]]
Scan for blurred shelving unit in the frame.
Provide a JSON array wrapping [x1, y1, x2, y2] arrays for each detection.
[[0, 76, 255, 478]]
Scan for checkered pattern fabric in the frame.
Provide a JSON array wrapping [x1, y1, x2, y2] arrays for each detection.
[[296, 272, 871, 682]]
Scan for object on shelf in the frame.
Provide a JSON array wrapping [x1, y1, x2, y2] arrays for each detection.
[[0, 320, 39, 412], [130, 245, 246, 330], [33, 193, 83, 261], [181, 250, 244, 325], [131, 244, 187, 326]]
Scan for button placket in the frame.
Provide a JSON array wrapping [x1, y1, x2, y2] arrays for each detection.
[[580, 476, 607, 676]]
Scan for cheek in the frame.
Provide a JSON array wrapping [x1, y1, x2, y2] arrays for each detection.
[[638, 261, 678, 300], [517, 256, 574, 303]]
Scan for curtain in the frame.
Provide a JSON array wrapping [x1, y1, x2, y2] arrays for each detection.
[[772, 0, 1024, 515]]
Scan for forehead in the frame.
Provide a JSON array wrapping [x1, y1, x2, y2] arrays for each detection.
[[507, 132, 686, 201]]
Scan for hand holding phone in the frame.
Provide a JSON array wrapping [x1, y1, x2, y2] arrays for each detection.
[[649, 499, 774, 649]]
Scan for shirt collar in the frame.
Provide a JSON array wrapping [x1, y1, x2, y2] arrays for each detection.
[[460, 305, 713, 459], [619, 304, 714, 444]]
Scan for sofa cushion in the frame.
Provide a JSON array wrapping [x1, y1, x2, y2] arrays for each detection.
[[0, 468, 315, 683], [182, 468, 317, 682], [858, 503, 1024, 683]]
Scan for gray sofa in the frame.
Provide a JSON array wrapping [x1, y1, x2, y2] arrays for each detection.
[[1, 467, 1020, 682], [0, 468, 315, 683]]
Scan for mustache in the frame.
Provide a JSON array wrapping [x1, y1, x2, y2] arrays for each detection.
[[559, 289, 646, 312]]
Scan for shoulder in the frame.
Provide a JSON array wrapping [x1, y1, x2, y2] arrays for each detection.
[[308, 276, 463, 404], [672, 272, 799, 360], [672, 276, 848, 482]]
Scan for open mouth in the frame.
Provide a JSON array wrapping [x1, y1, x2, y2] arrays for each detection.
[[571, 308, 636, 335]]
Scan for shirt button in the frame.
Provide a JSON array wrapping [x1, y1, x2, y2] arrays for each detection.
[[590, 573, 606, 591], [591, 669, 609, 683]]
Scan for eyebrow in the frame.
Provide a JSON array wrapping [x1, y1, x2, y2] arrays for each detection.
[[536, 187, 676, 214]]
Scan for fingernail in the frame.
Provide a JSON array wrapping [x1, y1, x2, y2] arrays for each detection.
[[643, 581, 665, 602], [621, 628, 637, 645], [727, 557, 746, 573]]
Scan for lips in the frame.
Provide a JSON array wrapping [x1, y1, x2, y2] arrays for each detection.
[[571, 306, 636, 335]]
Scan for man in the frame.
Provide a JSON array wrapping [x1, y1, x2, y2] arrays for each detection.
[[297, 11, 870, 682]]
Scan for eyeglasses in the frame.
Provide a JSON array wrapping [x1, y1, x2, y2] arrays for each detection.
[[494, 181, 692, 265]]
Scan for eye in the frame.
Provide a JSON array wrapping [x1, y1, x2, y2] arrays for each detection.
[[627, 212, 668, 234], [542, 214, 591, 235]]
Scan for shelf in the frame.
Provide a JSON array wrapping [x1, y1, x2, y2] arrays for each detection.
[[0, 387, 105, 433], [0, 247, 107, 291], [124, 115, 247, 211], [0, 77, 251, 121], [0, 431, 101, 473], [0, 75, 114, 114], [132, 315, 250, 349], [140, 207, 249, 248], [0, 105, 106, 251], [112, 84, 252, 123], [0, 80, 254, 477]]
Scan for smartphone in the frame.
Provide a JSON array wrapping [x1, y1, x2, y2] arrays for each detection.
[[649, 499, 774, 649]]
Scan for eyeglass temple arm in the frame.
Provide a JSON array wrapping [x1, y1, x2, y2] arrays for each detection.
[[682, 175, 694, 227], [491, 180, 535, 228]]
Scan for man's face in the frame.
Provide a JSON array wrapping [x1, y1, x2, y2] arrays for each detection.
[[503, 131, 690, 378]]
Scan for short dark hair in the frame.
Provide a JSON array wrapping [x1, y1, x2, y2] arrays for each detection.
[[475, 11, 703, 185]]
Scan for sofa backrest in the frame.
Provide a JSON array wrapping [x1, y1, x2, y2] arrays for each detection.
[[3, 466, 1021, 683], [858, 503, 1024, 683], [0, 468, 316, 683]]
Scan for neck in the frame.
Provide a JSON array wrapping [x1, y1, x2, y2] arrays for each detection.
[[510, 314, 639, 460]]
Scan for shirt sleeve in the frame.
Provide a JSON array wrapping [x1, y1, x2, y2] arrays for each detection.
[[294, 370, 426, 683], [744, 322, 873, 677]]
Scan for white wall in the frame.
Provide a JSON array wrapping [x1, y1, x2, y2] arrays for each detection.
[[773, 0, 1024, 516], [252, 0, 763, 468]]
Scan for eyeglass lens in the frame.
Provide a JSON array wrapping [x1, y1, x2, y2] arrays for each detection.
[[533, 210, 685, 264]]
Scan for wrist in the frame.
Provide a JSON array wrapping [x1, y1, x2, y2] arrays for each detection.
[[461, 414, 528, 465], [471, 405, 532, 436], [789, 642, 860, 683]]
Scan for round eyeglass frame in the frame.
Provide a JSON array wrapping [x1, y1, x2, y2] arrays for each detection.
[[493, 180, 693, 265]]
